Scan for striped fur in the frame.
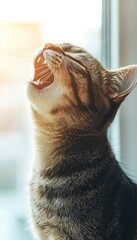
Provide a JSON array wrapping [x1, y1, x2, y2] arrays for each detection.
[[27, 43, 137, 240]]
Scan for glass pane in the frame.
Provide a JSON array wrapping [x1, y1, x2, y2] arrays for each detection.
[[0, 1, 102, 240]]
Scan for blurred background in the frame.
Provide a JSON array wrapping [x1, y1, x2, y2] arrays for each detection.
[[0, 0, 137, 239]]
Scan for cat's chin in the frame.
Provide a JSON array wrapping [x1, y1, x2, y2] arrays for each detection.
[[27, 79, 65, 117]]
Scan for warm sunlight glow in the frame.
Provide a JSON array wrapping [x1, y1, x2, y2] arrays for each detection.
[[0, 0, 102, 51], [1, 0, 101, 26]]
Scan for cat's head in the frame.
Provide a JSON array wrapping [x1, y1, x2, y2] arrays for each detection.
[[27, 43, 137, 133]]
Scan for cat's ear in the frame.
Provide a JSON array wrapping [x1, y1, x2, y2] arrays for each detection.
[[103, 65, 137, 102]]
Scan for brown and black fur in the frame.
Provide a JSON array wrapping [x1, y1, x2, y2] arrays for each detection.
[[27, 43, 137, 240]]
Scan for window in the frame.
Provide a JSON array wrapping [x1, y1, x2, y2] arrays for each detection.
[[0, 1, 102, 240], [103, 0, 137, 182]]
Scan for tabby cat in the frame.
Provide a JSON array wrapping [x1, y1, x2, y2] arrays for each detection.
[[27, 43, 137, 240]]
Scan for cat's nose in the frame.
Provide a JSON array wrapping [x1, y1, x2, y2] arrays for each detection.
[[44, 43, 64, 53]]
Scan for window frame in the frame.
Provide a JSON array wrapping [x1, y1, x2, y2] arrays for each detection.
[[102, 0, 120, 161]]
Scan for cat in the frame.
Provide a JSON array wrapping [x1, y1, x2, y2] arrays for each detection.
[[27, 43, 137, 240]]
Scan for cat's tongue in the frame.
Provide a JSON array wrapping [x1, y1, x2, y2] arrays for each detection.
[[31, 62, 54, 90]]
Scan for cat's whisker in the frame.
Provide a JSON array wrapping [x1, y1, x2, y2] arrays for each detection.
[[34, 65, 48, 71], [39, 73, 52, 81], [18, 57, 32, 61], [14, 42, 35, 52], [34, 65, 53, 72], [36, 69, 52, 78], [8, 48, 33, 57], [7, 42, 35, 60], [11, 49, 33, 55], [20, 59, 31, 65], [14, 57, 33, 70], [19, 63, 32, 71], [38, 72, 54, 82], [36, 72, 52, 81], [34, 62, 57, 72]]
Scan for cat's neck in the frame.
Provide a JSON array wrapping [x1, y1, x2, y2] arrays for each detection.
[[32, 116, 113, 175]]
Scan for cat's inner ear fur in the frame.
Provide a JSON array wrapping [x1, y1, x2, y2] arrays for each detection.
[[103, 65, 137, 102]]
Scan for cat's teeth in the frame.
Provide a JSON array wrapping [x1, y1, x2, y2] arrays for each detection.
[[33, 79, 40, 85]]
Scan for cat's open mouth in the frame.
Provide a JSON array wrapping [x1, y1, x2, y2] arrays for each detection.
[[31, 55, 54, 90]]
